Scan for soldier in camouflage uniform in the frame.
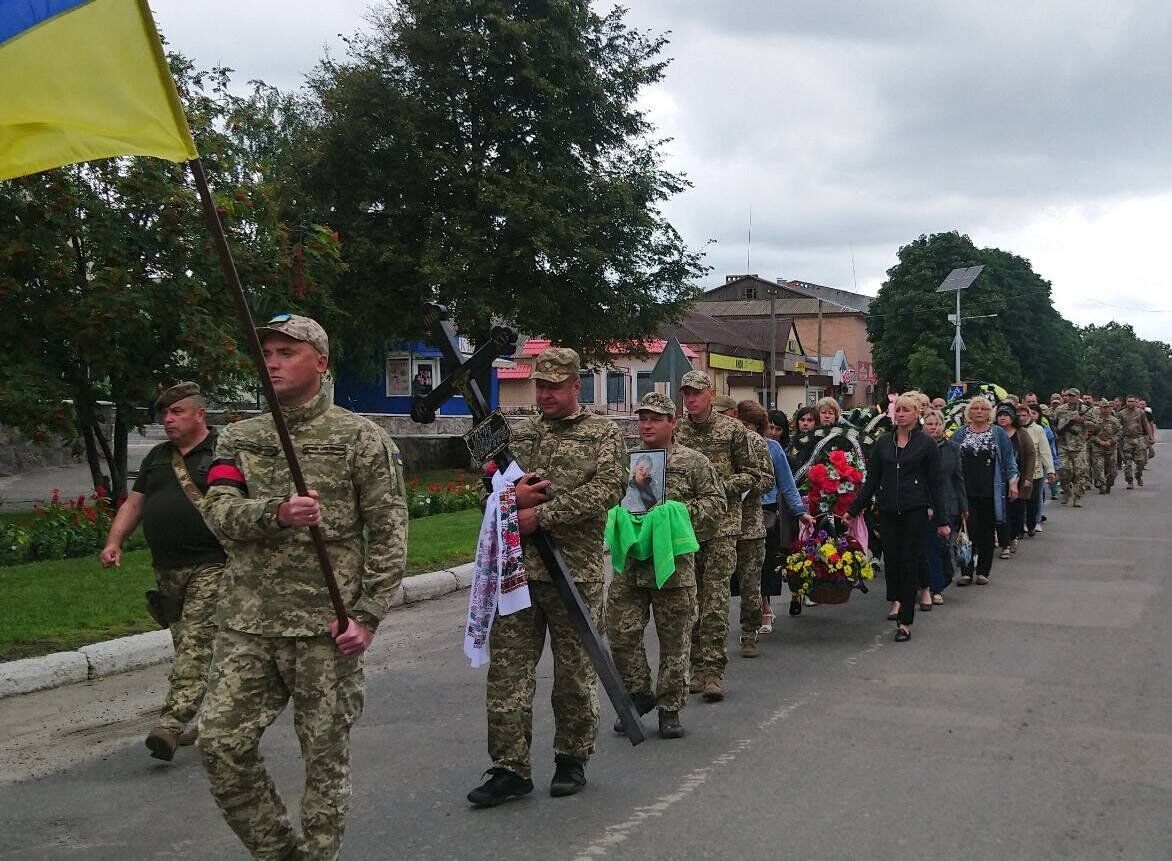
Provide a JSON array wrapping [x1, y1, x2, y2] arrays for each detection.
[[730, 400, 777, 657], [197, 315, 407, 861], [712, 397, 774, 659], [467, 347, 626, 807], [1090, 400, 1122, 493], [674, 370, 765, 702], [101, 382, 225, 762], [607, 392, 726, 740], [1119, 395, 1152, 488], [1052, 388, 1097, 507]]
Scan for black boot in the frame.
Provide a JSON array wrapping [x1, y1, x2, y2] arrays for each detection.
[[467, 768, 534, 807], [550, 755, 586, 797], [658, 709, 685, 739]]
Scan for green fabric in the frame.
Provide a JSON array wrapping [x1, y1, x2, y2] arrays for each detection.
[[605, 501, 699, 588]]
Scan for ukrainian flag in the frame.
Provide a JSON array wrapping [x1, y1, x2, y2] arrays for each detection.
[[0, 0, 197, 181]]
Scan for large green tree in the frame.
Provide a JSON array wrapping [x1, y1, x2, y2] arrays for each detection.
[[1081, 322, 1172, 422], [0, 59, 341, 501], [867, 232, 1082, 397], [300, 0, 706, 366]]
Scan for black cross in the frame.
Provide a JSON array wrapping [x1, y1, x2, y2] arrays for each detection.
[[413, 305, 645, 746]]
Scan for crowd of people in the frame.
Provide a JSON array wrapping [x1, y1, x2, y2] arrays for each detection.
[[96, 315, 1160, 856]]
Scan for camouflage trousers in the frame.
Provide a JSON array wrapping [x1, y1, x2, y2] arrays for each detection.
[[197, 629, 364, 861], [606, 575, 697, 713], [691, 536, 737, 676], [1090, 444, 1118, 490], [735, 538, 765, 636], [1123, 436, 1149, 483], [487, 580, 604, 780], [156, 562, 222, 732], [1057, 443, 1091, 497]]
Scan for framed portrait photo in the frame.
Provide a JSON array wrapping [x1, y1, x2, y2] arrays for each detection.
[[621, 449, 667, 514]]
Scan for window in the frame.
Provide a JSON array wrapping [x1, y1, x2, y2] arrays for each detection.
[[411, 358, 438, 397], [636, 371, 654, 401], [579, 371, 596, 404], [606, 371, 626, 406], [744, 286, 758, 300], [385, 356, 410, 396]]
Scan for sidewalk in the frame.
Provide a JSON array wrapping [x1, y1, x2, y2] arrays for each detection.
[[0, 561, 475, 700]]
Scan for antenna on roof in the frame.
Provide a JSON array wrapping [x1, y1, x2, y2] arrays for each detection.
[[850, 250, 858, 292], [746, 206, 752, 272]]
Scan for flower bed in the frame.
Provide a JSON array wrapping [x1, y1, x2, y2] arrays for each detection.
[[1, 489, 114, 566], [405, 473, 481, 519]]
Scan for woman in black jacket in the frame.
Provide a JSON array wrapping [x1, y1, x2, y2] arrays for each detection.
[[845, 394, 950, 641]]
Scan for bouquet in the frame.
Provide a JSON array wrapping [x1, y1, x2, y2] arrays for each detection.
[[803, 448, 865, 519], [785, 523, 874, 600]]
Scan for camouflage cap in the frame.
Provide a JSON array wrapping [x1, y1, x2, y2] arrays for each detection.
[[1063, 387, 1081, 397], [1098, 398, 1111, 407], [679, 369, 713, 391], [636, 392, 676, 415], [156, 381, 201, 409], [712, 394, 738, 412], [531, 347, 581, 383], [256, 313, 329, 356]]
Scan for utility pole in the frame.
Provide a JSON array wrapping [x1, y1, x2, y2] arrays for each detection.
[[816, 298, 824, 399], [770, 285, 777, 409]]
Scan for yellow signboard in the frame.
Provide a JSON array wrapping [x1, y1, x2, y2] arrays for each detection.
[[794, 360, 806, 373], [709, 353, 765, 373]]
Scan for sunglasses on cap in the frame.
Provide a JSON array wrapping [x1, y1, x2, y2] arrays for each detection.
[[266, 313, 293, 324]]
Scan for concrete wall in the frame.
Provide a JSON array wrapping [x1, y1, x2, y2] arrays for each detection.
[[0, 425, 77, 476]]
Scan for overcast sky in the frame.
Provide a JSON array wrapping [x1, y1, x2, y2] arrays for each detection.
[[153, 0, 1172, 343]]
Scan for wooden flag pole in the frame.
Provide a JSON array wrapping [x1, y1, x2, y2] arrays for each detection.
[[187, 158, 349, 632]]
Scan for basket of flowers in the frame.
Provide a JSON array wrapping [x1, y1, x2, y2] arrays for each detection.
[[784, 519, 875, 605]]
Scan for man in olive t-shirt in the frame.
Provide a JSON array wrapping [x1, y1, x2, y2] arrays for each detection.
[[101, 382, 225, 761]]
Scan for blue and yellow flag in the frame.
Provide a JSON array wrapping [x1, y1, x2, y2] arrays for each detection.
[[0, 0, 198, 181]]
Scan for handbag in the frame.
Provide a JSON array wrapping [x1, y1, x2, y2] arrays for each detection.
[[954, 520, 974, 570]]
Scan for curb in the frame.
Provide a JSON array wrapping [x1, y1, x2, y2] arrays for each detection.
[[0, 561, 476, 701]]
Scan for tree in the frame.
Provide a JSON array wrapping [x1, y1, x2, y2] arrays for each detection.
[[906, 345, 952, 396], [0, 58, 342, 502], [300, 0, 706, 367], [867, 232, 1081, 397]]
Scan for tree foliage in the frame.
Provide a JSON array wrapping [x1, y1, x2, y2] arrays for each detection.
[[867, 232, 1081, 397], [1081, 323, 1172, 422], [300, 0, 707, 365], [0, 58, 342, 500]]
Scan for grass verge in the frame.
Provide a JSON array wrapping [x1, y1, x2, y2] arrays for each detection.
[[0, 508, 480, 661]]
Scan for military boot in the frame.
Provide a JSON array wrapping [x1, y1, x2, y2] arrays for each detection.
[[739, 634, 759, 658], [702, 674, 726, 702], [177, 726, 199, 746], [658, 710, 685, 739], [688, 670, 708, 694], [1137, 475, 1144, 486], [1072, 494, 1083, 508], [145, 726, 179, 761], [550, 755, 587, 798], [467, 768, 534, 807]]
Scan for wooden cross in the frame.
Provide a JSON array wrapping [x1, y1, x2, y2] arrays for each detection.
[[413, 305, 645, 745]]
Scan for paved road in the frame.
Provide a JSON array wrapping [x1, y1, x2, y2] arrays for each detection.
[[0, 430, 161, 511], [2, 441, 1170, 860]]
